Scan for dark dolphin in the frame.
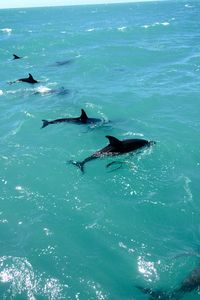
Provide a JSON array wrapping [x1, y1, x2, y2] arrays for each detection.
[[41, 109, 102, 129], [50, 59, 74, 67], [13, 54, 22, 60], [18, 73, 38, 84], [55, 59, 73, 66], [9, 73, 38, 84], [69, 135, 155, 173], [137, 263, 200, 299]]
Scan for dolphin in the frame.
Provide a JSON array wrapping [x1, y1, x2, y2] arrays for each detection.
[[49, 59, 74, 67], [18, 73, 38, 84], [9, 73, 38, 84], [137, 264, 200, 299], [41, 109, 102, 128], [69, 135, 155, 173], [55, 59, 74, 66], [13, 54, 22, 60]]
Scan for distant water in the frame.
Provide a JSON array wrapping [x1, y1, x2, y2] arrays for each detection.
[[0, 1, 200, 299]]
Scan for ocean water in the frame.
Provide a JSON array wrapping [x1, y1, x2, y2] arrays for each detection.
[[0, 0, 200, 299]]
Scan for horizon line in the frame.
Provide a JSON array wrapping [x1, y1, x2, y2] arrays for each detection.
[[0, 0, 164, 10]]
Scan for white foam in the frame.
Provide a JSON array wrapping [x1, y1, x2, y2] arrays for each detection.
[[118, 26, 127, 32], [43, 227, 53, 236], [0, 90, 3, 96], [24, 111, 34, 118], [85, 102, 102, 109], [15, 185, 23, 191], [153, 22, 170, 27], [161, 22, 170, 26], [86, 28, 95, 32], [123, 132, 144, 137], [142, 25, 150, 29], [185, 4, 193, 8], [183, 176, 193, 202], [142, 22, 170, 29], [1, 28, 12, 33], [7, 90, 20, 95], [36, 86, 51, 94]]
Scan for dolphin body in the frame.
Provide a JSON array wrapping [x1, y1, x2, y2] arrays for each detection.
[[41, 109, 102, 129], [137, 264, 200, 299], [9, 73, 38, 84], [70, 135, 154, 173]]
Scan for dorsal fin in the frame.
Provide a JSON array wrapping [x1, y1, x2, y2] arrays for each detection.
[[13, 54, 21, 59], [28, 73, 33, 79], [106, 136, 122, 148], [80, 109, 88, 121]]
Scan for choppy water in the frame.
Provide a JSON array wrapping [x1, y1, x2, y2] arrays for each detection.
[[0, 1, 200, 299]]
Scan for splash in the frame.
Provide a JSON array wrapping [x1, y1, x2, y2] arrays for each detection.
[[0, 256, 65, 299], [0, 28, 12, 34], [35, 86, 52, 94], [117, 26, 127, 32]]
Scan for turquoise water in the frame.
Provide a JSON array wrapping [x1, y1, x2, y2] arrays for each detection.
[[0, 1, 200, 299]]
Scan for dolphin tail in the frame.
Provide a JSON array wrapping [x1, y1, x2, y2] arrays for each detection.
[[68, 160, 85, 173], [41, 120, 50, 129]]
